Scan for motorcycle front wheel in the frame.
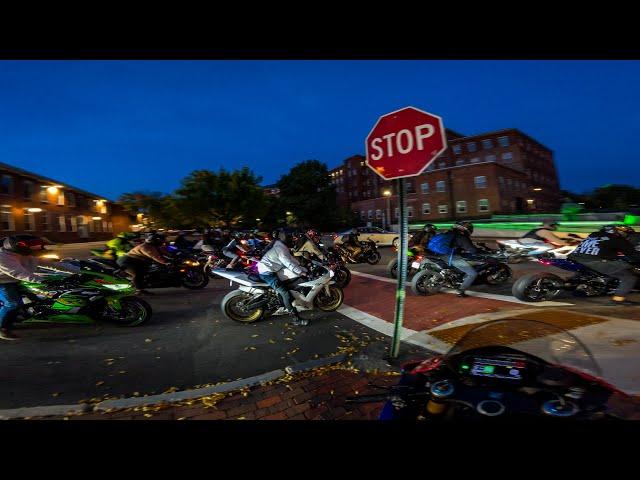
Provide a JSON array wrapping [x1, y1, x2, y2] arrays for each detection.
[[221, 290, 265, 323], [484, 264, 512, 285], [182, 269, 210, 289], [314, 285, 344, 312], [366, 251, 381, 265], [512, 273, 563, 302], [104, 296, 152, 327], [411, 270, 444, 296]]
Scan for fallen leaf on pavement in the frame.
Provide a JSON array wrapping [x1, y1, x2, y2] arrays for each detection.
[[95, 381, 105, 386], [145, 338, 152, 343]]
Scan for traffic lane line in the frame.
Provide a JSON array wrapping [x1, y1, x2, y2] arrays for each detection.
[[343, 274, 529, 332], [349, 269, 573, 307]]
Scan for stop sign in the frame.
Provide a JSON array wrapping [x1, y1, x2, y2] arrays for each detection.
[[365, 106, 447, 180]]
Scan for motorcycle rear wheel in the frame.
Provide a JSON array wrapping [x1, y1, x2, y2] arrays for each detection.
[[411, 270, 444, 296], [333, 267, 351, 288], [484, 264, 512, 285], [221, 290, 265, 323], [314, 285, 344, 312]]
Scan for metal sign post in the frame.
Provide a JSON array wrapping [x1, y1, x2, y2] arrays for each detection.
[[390, 178, 408, 358]]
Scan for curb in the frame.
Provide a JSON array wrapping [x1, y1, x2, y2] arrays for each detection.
[[0, 354, 350, 420]]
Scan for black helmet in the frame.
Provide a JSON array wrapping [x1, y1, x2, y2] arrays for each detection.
[[423, 223, 437, 234], [453, 221, 473, 235], [600, 224, 629, 238], [271, 228, 292, 246], [3, 235, 45, 255], [145, 233, 164, 245]]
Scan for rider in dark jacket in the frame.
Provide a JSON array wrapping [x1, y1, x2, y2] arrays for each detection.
[[568, 225, 640, 305], [446, 221, 479, 297], [410, 224, 437, 254]]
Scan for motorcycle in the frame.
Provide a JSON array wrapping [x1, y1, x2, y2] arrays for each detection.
[[512, 257, 640, 302], [496, 234, 582, 263], [332, 239, 381, 265], [294, 244, 351, 289], [215, 261, 344, 323], [347, 318, 640, 422], [411, 250, 512, 296], [19, 263, 152, 327], [386, 246, 428, 279]]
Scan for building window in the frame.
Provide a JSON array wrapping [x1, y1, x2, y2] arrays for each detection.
[[368, 210, 373, 220], [499, 177, 505, 189], [41, 211, 51, 231], [66, 192, 76, 207], [40, 188, 49, 203], [422, 203, 431, 215], [456, 201, 467, 213], [57, 192, 65, 206], [395, 208, 399, 219], [470, 157, 480, 163], [466, 142, 477, 152], [108, 222, 113, 233], [58, 215, 67, 232], [405, 181, 414, 193], [0, 175, 13, 195], [436, 181, 445, 192], [482, 139, 493, 150], [475, 176, 487, 189], [23, 181, 34, 200], [70, 216, 78, 232], [438, 204, 448, 214], [1, 208, 14, 231], [502, 152, 513, 163], [427, 164, 435, 171], [421, 182, 429, 194], [452, 145, 462, 155], [360, 211, 366, 220], [375, 209, 382, 219], [485, 154, 496, 162], [407, 207, 414, 218], [498, 136, 510, 147], [438, 161, 446, 169], [456, 158, 465, 166], [24, 211, 36, 231], [478, 199, 490, 212]]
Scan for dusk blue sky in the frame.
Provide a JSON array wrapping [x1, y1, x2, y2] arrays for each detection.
[[1, 60, 639, 201]]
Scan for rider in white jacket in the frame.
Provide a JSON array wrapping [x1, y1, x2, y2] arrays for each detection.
[[257, 229, 309, 326]]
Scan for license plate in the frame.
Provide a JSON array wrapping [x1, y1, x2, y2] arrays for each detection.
[[411, 261, 421, 269]]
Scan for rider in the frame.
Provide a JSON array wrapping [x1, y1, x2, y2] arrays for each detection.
[[105, 232, 137, 259], [434, 221, 479, 298], [409, 223, 438, 254], [257, 228, 309, 327], [117, 233, 170, 294], [172, 231, 194, 251], [521, 222, 574, 247], [222, 232, 250, 270], [568, 225, 640, 306], [0, 236, 80, 340], [293, 229, 326, 261], [343, 228, 362, 260]]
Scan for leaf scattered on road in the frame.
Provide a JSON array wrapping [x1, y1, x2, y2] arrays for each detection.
[[145, 338, 152, 343], [95, 381, 105, 386]]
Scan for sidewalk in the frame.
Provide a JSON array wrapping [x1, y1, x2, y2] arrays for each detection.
[[31, 365, 401, 420]]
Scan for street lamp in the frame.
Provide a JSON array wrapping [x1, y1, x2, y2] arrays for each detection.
[[383, 190, 391, 230]]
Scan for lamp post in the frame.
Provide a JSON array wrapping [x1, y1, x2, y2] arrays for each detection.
[[383, 189, 391, 230]]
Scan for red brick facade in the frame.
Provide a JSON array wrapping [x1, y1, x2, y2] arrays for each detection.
[[0, 162, 132, 243], [329, 128, 560, 224]]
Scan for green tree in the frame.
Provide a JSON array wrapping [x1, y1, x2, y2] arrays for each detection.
[[174, 167, 266, 228], [118, 191, 180, 228]]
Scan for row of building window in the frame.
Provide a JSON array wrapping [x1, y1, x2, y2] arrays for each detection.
[[360, 199, 491, 220], [0, 209, 113, 233], [451, 136, 510, 155]]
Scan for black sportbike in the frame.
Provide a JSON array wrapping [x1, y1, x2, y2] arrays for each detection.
[[411, 250, 512, 296], [332, 240, 381, 265]]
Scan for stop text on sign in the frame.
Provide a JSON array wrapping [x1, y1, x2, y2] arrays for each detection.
[[369, 124, 435, 160]]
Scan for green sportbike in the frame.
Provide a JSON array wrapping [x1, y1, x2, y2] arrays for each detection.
[[18, 261, 152, 328]]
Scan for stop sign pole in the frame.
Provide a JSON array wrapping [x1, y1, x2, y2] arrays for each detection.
[[365, 107, 447, 359]]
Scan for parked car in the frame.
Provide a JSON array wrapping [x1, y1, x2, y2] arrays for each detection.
[[333, 227, 400, 248]]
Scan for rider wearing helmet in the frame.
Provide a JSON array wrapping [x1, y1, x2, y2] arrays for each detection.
[[447, 221, 479, 297], [257, 228, 309, 326], [292, 228, 326, 261], [343, 227, 363, 260], [105, 231, 137, 259], [117, 233, 170, 294], [569, 225, 640, 305], [222, 232, 249, 270], [409, 223, 438, 254], [522, 222, 573, 247], [0, 236, 79, 340]]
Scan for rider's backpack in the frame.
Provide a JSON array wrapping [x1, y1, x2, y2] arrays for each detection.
[[427, 232, 456, 255]]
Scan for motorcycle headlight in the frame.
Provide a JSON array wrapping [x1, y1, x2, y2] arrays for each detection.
[[102, 283, 131, 291], [183, 260, 200, 266], [41, 253, 60, 260]]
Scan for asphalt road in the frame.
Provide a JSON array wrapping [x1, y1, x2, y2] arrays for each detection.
[[2, 242, 635, 410]]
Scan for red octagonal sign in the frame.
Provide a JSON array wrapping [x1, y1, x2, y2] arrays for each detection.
[[365, 106, 447, 180]]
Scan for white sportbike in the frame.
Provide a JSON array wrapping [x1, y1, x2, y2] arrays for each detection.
[[214, 262, 344, 323], [496, 235, 582, 263]]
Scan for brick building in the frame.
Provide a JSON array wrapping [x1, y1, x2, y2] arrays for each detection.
[[0, 162, 132, 243], [329, 128, 560, 226]]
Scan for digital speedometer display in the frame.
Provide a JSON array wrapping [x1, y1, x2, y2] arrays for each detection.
[[465, 356, 527, 381]]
